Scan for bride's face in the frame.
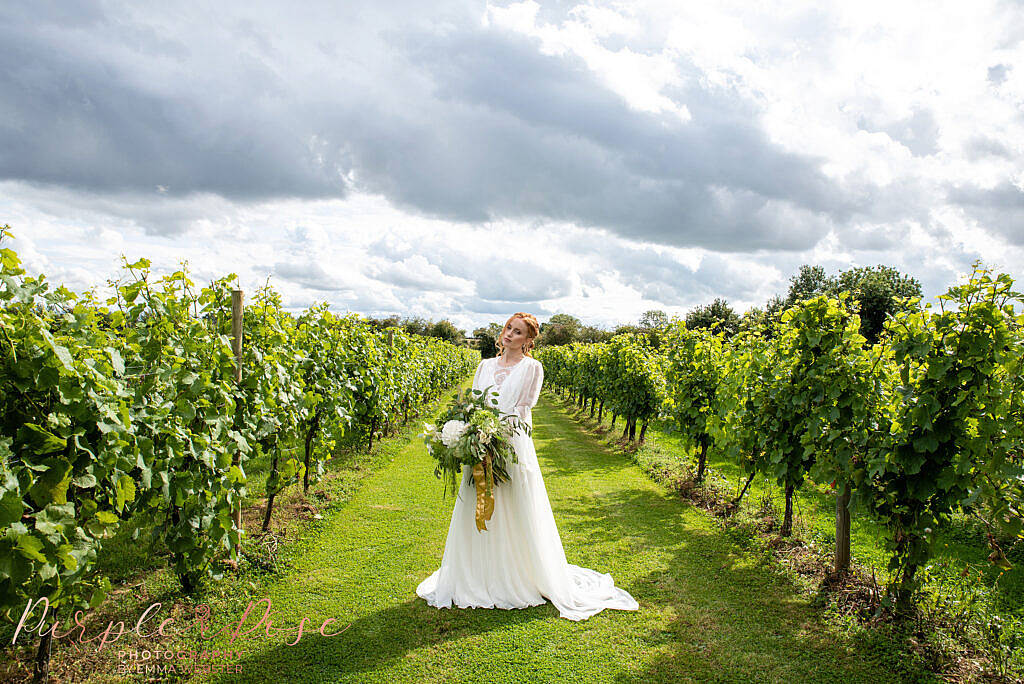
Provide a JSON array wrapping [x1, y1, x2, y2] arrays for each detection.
[[501, 317, 530, 353]]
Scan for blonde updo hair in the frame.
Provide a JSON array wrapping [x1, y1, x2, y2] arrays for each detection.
[[495, 312, 540, 358]]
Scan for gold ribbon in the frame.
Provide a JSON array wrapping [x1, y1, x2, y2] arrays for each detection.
[[473, 455, 495, 532]]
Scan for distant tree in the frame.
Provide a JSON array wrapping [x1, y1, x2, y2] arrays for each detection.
[[764, 294, 786, 319], [474, 322, 504, 358], [606, 326, 657, 348], [785, 265, 830, 305], [363, 314, 464, 342], [632, 310, 669, 348], [756, 294, 786, 338], [401, 316, 430, 337], [739, 306, 767, 335], [639, 309, 669, 330], [759, 264, 844, 332], [364, 314, 401, 331], [538, 322, 575, 347], [609, 323, 661, 348], [762, 263, 923, 345], [427, 319, 464, 345], [826, 265, 922, 344], [685, 298, 741, 338], [759, 265, 831, 333], [546, 313, 582, 336], [537, 313, 582, 347], [578, 324, 615, 344]]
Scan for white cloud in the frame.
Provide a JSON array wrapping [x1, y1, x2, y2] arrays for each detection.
[[2, 0, 1022, 331]]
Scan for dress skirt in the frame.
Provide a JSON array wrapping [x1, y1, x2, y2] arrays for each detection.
[[416, 429, 639, 621]]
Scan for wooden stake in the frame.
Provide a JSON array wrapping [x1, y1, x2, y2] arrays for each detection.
[[231, 289, 244, 536], [231, 290, 243, 383], [835, 487, 851, 575]]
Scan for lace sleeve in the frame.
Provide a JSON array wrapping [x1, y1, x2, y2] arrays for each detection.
[[472, 358, 485, 391], [513, 360, 543, 422]]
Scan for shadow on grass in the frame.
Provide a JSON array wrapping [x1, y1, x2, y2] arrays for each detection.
[[210, 596, 553, 682], [213, 389, 935, 683], [565, 486, 937, 682], [541, 397, 937, 683], [532, 401, 643, 482]]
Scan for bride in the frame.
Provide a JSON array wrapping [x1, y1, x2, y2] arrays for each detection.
[[416, 312, 639, 621]]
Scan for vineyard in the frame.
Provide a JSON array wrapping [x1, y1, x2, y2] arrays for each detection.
[[0, 226, 477, 678], [537, 266, 1024, 674], [3, 215, 1024, 680]]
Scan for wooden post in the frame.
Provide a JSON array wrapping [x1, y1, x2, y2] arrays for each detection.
[[231, 290, 243, 381], [231, 289, 244, 536], [781, 484, 795, 537], [384, 328, 394, 436], [835, 487, 851, 575], [696, 436, 709, 483]]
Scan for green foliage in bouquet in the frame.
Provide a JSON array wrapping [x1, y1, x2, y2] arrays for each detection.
[[420, 385, 530, 499]]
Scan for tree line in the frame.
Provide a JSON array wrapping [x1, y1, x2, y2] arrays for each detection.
[[532, 263, 923, 351]]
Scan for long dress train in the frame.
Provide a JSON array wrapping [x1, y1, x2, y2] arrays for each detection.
[[416, 356, 639, 622]]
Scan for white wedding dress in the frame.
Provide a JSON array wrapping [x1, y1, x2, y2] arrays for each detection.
[[416, 356, 639, 621]]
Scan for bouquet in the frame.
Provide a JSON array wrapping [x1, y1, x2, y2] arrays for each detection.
[[419, 385, 531, 531]]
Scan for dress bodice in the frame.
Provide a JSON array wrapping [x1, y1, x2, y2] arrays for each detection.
[[473, 356, 543, 430], [492, 357, 526, 390]]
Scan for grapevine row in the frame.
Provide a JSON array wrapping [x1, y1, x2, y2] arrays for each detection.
[[0, 227, 476, 637], [537, 264, 1024, 610]]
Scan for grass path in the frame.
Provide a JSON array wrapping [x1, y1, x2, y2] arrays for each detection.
[[190, 387, 920, 684]]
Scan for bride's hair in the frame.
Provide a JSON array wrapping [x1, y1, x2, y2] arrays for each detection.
[[495, 312, 540, 358]]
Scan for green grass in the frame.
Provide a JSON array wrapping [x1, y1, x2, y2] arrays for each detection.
[[632, 412, 1024, 614], [7, 379, 957, 682], [173, 385, 927, 684], [0, 383, 465, 682]]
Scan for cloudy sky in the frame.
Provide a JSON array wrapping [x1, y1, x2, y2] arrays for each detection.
[[3, 1, 1022, 332]]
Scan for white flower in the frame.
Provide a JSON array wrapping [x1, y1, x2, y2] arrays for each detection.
[[440, 420, 468, 447]]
